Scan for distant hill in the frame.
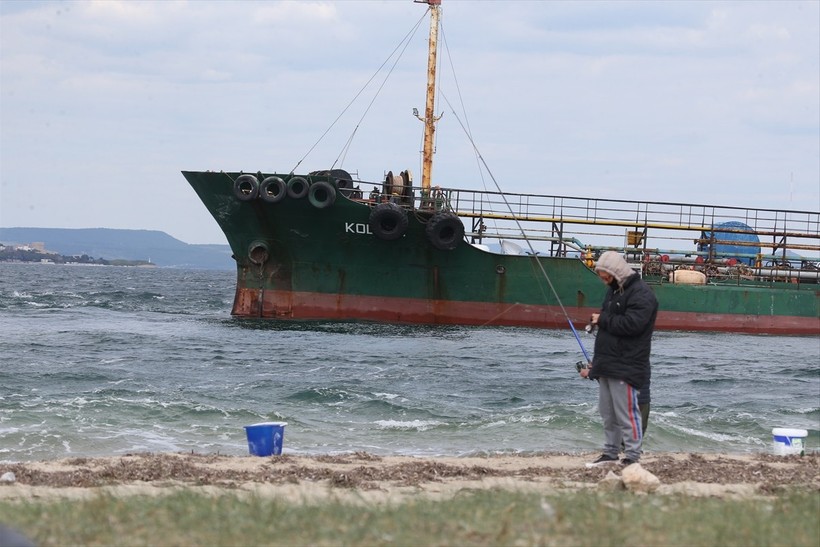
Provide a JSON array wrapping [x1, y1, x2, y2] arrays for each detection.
[[0, 227, 234, 270]]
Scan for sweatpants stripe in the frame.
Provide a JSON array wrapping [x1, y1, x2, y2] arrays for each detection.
[[627, 385, 640, 440]]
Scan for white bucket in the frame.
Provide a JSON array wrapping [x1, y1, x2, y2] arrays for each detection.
[[771, 428, 808, 456]]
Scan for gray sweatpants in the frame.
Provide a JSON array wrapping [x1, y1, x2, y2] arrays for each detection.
[[598, 377, 643, 461]]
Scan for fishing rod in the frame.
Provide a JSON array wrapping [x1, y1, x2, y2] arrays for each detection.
[[439, 91, 593, 364]]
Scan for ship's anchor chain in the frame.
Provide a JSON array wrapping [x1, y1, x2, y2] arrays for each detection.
[[254, 266, 264, 317], [247, 241, 270, 318]]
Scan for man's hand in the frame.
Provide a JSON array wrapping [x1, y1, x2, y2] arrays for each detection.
[[590, 313, 600, 325], [579, 363, 592, 379]]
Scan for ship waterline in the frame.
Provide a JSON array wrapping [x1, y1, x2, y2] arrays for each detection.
[[232, 288, 820, 335]]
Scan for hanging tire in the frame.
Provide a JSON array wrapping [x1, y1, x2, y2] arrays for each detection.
[[233, 174, 259, 201], [308, 181, 337, 209], [426, 211, 464, 251], [369, 202, 408, 241], [260, 176, 287, 203], [287, 176, 309, 199]]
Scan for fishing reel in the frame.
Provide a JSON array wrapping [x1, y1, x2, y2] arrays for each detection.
[[584, 322, 597, 334], [575, 360, 594, 381]]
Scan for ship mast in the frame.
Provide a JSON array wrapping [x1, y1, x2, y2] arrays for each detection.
[[419, 0, 441, 192]]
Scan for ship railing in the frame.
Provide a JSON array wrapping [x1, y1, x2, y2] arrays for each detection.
[[464, 227, 814, 264], [462, 224, 820, 284], [404, 184, 820, 272]]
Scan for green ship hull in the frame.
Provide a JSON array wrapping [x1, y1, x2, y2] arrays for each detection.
[[182, 170, 820, 335]]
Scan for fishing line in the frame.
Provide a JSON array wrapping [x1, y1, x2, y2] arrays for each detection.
[[438, 91, 592, 362]]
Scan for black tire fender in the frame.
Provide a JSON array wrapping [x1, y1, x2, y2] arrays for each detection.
[[369, 202, 409, 241], [308, 181, 337, 209], [260, 176, 287, 203], [426, 211, 464, 251], [287, 176, 309, 199], [233, 174, 259, 201]]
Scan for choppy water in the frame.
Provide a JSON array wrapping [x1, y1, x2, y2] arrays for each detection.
[[1, 262, 817, 462]]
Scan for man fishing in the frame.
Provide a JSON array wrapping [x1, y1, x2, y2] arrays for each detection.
[[580, 251, 658, 466]]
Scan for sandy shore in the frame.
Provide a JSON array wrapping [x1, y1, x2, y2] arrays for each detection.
[[1, 451, 817, 504]]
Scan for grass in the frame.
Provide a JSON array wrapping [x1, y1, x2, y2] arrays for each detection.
[[2, 488, 818, 546]]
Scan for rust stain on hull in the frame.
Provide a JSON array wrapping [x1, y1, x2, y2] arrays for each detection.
[[230, 288, 820, 335]]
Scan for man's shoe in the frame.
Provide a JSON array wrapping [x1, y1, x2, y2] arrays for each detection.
[[621, 458, 638, 466], [585, 454, 619, 468]]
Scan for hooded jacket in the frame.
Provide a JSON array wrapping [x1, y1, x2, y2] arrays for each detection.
[[589, 251, 658, 389]]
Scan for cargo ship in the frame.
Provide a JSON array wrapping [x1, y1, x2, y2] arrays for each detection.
[[183, 0, 819, 335]]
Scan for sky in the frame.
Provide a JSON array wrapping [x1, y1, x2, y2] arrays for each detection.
[[1, 0, 818, 245]]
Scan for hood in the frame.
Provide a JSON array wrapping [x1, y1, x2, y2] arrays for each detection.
[[594, 251, 635, 288]]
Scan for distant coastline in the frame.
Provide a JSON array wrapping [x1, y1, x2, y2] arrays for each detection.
[[0, 243, 155, 267], [1, 259, 156, 267], [0, 227, 233, 270]]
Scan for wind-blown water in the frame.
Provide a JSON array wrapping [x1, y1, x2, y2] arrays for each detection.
[[1, 263, 817, 462]]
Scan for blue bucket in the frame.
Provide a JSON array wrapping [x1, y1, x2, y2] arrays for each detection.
[[244, 422, 287, 456]]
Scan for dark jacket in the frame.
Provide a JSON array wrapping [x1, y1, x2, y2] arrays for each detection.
[[589, 273, 658, 389]]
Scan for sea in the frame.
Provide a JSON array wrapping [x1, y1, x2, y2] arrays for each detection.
[[1, 262, 818, 463]]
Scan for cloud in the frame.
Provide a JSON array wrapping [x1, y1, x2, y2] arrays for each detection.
[[1, 0, 818, 245]]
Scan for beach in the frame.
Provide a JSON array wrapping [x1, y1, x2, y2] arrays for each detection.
[[2, 451, 817, 504]]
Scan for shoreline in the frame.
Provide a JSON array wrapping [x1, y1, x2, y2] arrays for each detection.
[[2, 451, 817, 503]]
